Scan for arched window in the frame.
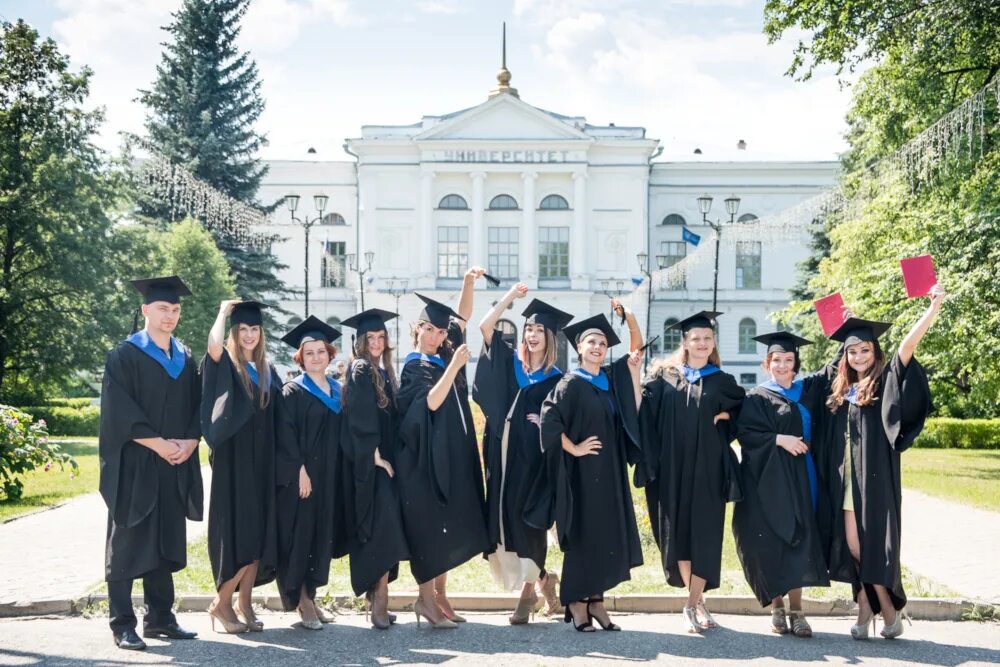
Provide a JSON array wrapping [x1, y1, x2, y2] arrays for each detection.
[[495, 319, 517, 347], [661, 213, 686, 226], [662, 318, 681, 352], [326, 316, 341, 327], [738, 213, 759, 224], [321, 212, 346, 225], [438, 194, 468, 210], [488, 194, 518, 210], [288, 315, 303, 327], [539, 194, 569, 210], [739, 317, 757, 354]]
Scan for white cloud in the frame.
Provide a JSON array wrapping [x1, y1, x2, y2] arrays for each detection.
[[415, 1, 465, 15]]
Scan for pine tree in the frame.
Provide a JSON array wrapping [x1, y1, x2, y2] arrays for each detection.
[[138, 0, 290, 312]]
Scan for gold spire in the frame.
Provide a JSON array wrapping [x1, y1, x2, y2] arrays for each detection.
[[489, 22, 518, 98]]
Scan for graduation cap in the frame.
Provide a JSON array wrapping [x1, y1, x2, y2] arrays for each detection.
[[668, 311, 723, 334], [829, 317, 892, 347], [281, 315, 342, 349], [230, 301, 266, 327], [562, 314, 621, 348], [521, 299, 573, 332], [130, 275, 191, 304], [414, 292, 465, 330], [340, 308, 398, 336], [753, 331, 813, 355]]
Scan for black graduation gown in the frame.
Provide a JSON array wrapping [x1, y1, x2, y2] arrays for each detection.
[[733, 374, 833, 606], [537, 357, 643, 605], [473, 330, 560, 576], [201, 352, 279, 590], [639, 367, 745, 591], [100, 340, 204, 581], [274, 378, 348, 609], [820, 353, 932, 614], [396, 340, 489, 584], [342, 359, 410, 596]]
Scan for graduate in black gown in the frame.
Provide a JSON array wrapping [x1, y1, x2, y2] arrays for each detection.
[[733, 331, 839, 638], [396, 269, 490, 628], [820, 285, 944, 640], [638, 311, 745, 634], [474, 285, 573, 624], [200, 300, 279, 634], [538, 311, 644, 633], [340, 308, 409, 630], [100, 276, 202, 651], [275, 316, 348, 630]]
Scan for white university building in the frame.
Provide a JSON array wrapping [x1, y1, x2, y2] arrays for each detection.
[[257, 66, 837, 386]]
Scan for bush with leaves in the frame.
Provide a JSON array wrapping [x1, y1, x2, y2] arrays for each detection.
[[0, 404, 78, 500]]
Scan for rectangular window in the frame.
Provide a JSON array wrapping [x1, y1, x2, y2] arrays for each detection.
[[487, 227, 519, 282], [659, 241, 687, 288], [735, 241, 762, 289], [437, 226, 469, 278], [538, 226, 570, 282], [320, 241, 346, 288], [740, 373, 757, 388]]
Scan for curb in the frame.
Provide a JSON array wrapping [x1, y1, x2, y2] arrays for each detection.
[[0, 594, 983, 621]]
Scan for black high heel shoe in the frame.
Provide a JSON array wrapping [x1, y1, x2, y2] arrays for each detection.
[[588, 596, 621, 631], [563, 600, 595, 632]]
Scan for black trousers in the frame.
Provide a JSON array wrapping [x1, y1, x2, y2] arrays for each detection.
[[107, 566, 176, 633]]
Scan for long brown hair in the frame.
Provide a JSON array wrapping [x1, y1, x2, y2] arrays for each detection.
[[647, 330, 723, 380], [411, 320, 455, 363], [226, 325, 271, 408], [826, 346, 886, 412], [518, 327, 558, 374], [346, 333, 398, 409]]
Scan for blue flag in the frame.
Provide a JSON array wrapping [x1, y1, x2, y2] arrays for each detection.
[[631, 277, 644, 286], [682, 227, 701, 247]]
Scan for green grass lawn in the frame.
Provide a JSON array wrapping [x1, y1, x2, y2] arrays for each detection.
[[902, 448, 1000, 512], [0, 438, 99, 523]]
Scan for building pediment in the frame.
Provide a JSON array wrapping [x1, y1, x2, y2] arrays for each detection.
[[415, 94, 591, 142]]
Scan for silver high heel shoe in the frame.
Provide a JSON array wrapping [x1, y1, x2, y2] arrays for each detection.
[[880, 608, 911, 639], [850, 610, 876, 640], [682, 606, 703, 634]]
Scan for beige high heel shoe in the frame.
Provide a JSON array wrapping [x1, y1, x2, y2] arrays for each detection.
[[538, 572, 563, 617], [509, 590, 539, 625], [208, 605, 248, 634], [236, 606, 263, 632], [850, 609, 876, 640], [880, 608, 911, 639], [413, 599, 458, 629]]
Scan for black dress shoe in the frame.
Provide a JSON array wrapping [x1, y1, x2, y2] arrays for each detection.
[[113, 629, 147, 651], [143, 622, 198, 639]]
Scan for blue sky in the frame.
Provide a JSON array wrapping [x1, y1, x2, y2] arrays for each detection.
[[2, 0, 858, 161]]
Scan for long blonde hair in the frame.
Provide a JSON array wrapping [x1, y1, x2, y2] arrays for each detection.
[[647, 330, 723, 380], [826, 346, 886, 412], [518, 328, 558, 374], [226, 325, 271, 408], [346, 333, 398, 409]]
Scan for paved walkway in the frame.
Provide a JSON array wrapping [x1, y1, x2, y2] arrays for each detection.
[[1, 612, 998, 666], [0, 465, 211, 606], [900, 489, 1000, 602]]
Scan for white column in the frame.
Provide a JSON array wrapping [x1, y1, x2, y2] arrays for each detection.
[[572, 171, 587, 285], [470, 171, 486, 272], [419, 170, 435, 282], [521, 171, 538, 282]]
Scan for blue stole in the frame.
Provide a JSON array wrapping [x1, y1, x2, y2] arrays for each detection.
[[570, 367, 609, 391], [404, 351, 446, 369], [512, 351, 561, 389], [292, 373, 341, 414], [245, 362, 261, 387], [126, 330, 186, 380], [761, 378, 818, 512], [845, 384, 859, 405], [681, 363, 720, 384]]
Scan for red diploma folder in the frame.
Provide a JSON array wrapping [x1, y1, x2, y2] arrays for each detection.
[[814, 292, 847, 337], [900, 254, 937, 298]]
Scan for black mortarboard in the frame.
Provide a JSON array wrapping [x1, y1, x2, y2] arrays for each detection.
[[230, 301, 266, 327], [829, 317, 892, 346], [753, 331, 813, 355], [130, 275, 191, 304], [414, 293, 465, 330], [340, 308, 398, 336], [281, 315, 342, 349], [668, 311, 723, 334], [562, 314, 621, 348], [521, 299, 573, 332]]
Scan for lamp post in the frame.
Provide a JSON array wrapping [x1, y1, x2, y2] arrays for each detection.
[[600, 278, 628, 363], [347, 250, 375, 311], [698, 194, 741, 312], [637, 252, 668, 372], [384, 278, 409, 373], [286, 193, 329, 317]]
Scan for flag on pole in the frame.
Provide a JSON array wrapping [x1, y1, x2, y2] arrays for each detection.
[[682, 227, 701, 247]]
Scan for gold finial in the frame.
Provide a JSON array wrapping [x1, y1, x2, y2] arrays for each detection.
[[490, 22, 518, 98]]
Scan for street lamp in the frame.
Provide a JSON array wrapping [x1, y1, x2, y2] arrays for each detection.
[[346, 250, 375, 310], [637, 252, 668, 372], [384, 278, 409, 373], [698, 194, 740, 312], [286, 192, 329, 317]]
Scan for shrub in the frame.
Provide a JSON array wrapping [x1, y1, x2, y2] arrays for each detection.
[[19, 406, 100, 437], [913, 418, 1000, 450], [44, 397, 96, 408], [0, 405, 79, 500]]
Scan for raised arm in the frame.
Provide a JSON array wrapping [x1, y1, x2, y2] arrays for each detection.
[[207, 299, 241, 362], [427, 344, 471, 411], [456, 266, 486, 330], [898, 284, 946, 367], [479, 283, 527, 345], [611, 298, 642, 352]]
